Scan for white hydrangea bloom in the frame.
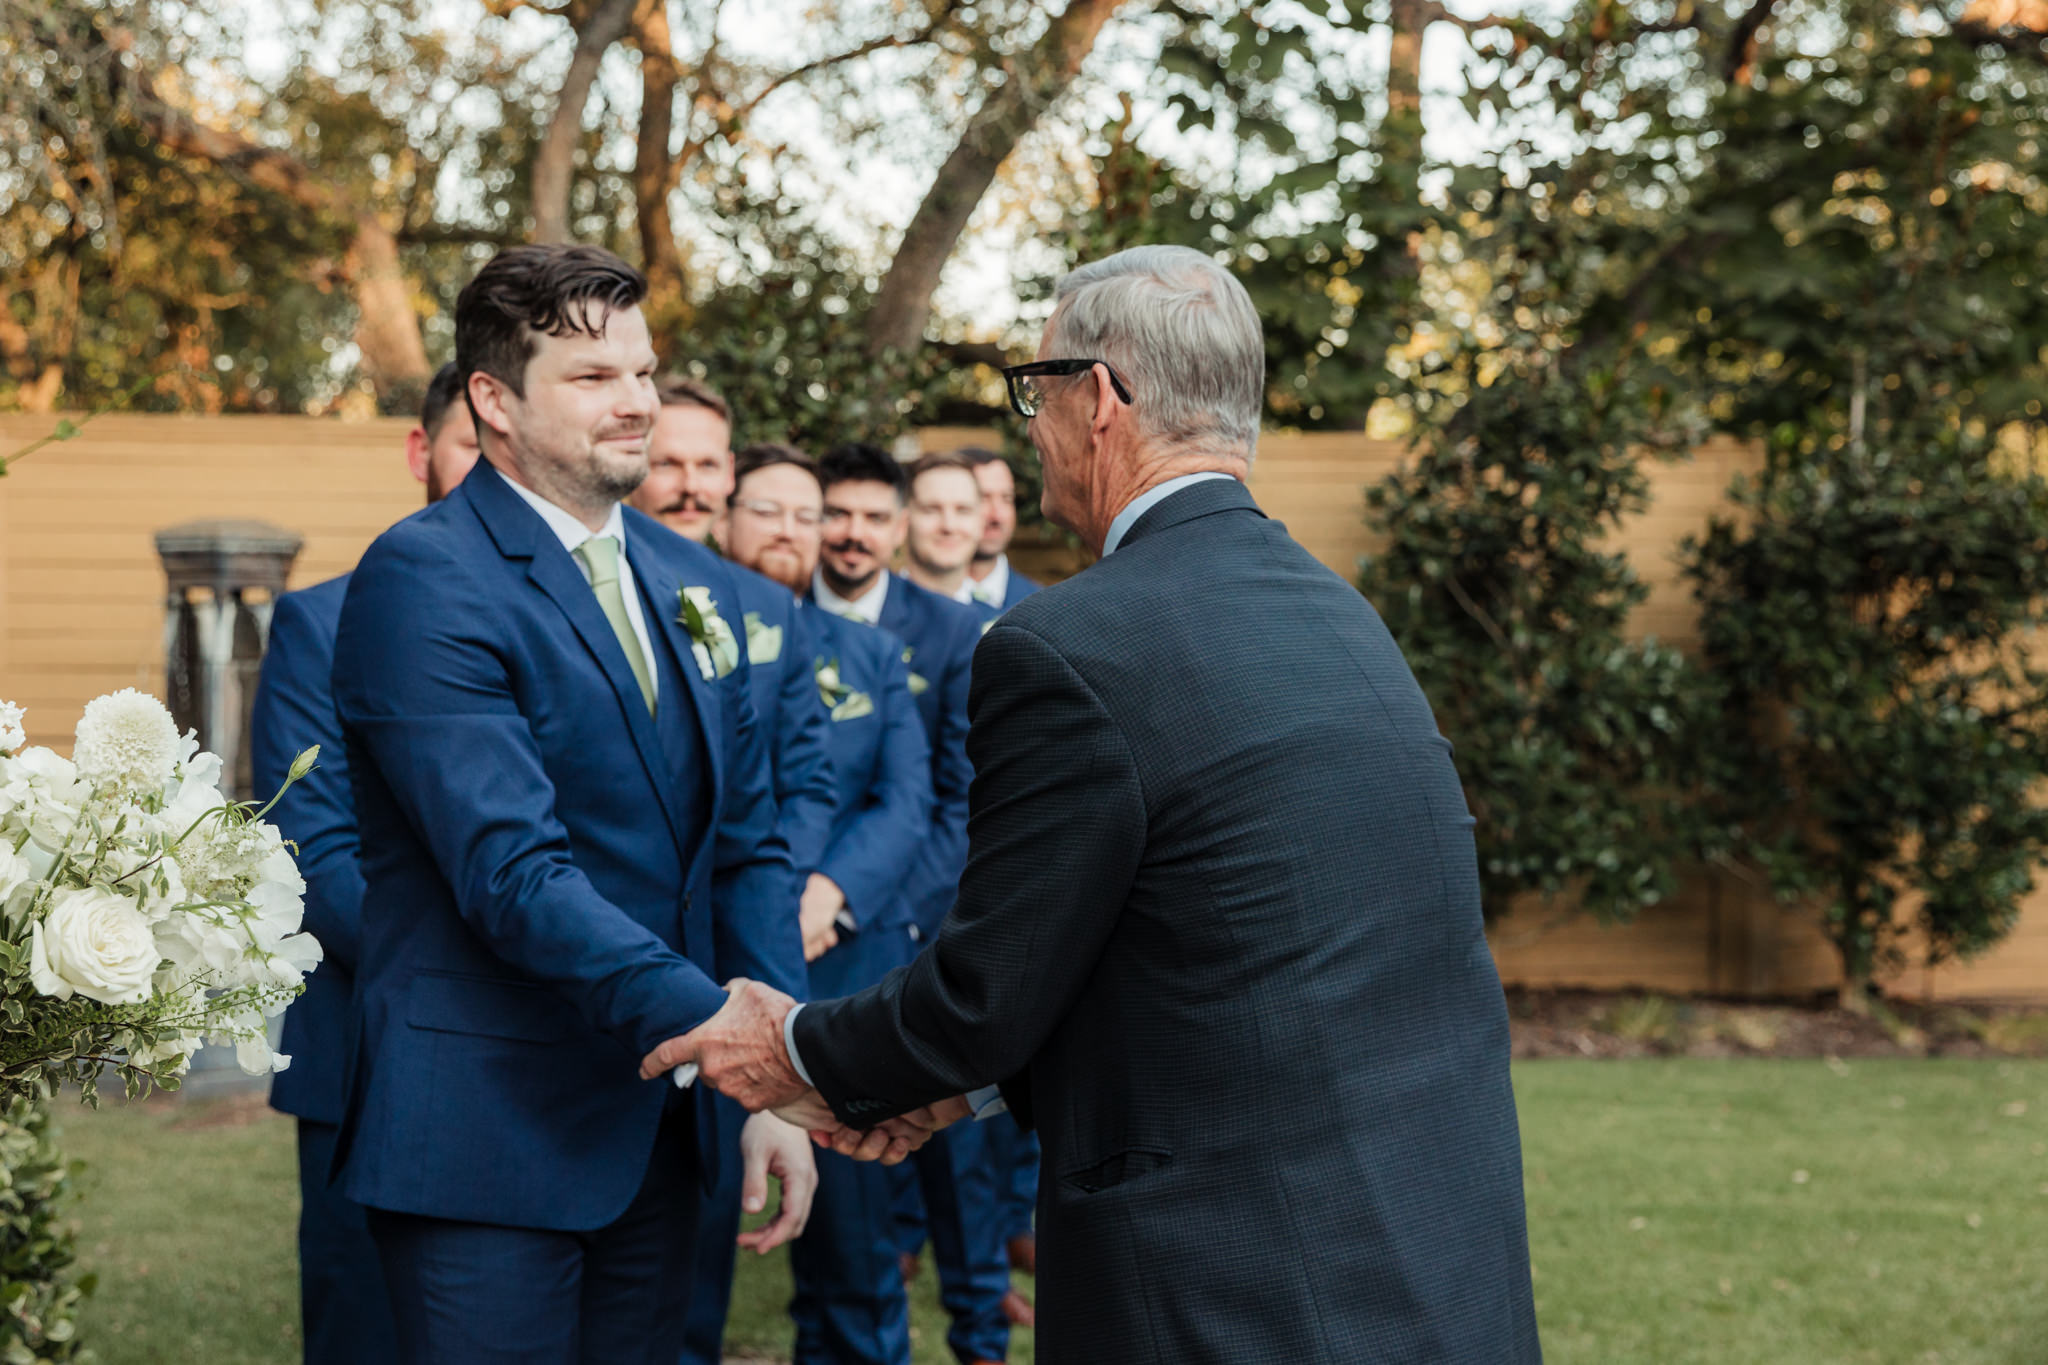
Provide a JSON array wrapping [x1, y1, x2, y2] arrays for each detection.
[[0, 699, 24, 754], [73, 689, 182, 795], [1, 747, 85, 852]]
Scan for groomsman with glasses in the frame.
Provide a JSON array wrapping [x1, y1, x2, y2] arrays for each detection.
[[810, 442, 1013, 1365], [251, 362, 479, 1365], [686, 442, 935, 1365]]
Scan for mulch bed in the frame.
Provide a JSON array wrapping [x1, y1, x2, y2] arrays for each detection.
[[1507, 987, 2048, 1060]]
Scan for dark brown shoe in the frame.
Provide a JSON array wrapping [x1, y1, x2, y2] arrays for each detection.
[[1000, 1287, 1037, 1328], [1005, 1233, 1037, 1276], [898, 1251, 922, 1284]]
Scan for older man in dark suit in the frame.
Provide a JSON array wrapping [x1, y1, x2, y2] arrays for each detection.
[[650, 245, 1543, 1364]]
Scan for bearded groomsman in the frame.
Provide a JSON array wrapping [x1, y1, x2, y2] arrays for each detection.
[[684, 442, 934, 1365], [329, 245, 817, 1364], [251, 362, 478, 1365], [627, 373, 735, 544], [959, 448, 1041, 617], [811, 442, 1012, 1365]]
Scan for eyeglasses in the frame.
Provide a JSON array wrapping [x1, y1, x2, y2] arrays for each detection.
[[731, 498, 821, 528], [1001, 359, 1134, 419]]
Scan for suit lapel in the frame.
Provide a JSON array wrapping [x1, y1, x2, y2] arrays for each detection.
[[466, 464, 692, 859], [626, 538, 725, 850]]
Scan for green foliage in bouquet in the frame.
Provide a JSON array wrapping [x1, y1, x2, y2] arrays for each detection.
[[0, 1098, 90, 1363]]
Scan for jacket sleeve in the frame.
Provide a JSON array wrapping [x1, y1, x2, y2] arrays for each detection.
[[252, 592, 364, 970], [710, 578, 810, 1002], [793, 621, 1147, 1123], [815, 645, 934, 929], [332, 533, 727, 1057], [900, 615, 976, 933]]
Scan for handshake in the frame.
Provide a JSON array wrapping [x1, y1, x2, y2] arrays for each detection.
[[638, 978, 970, 1164]]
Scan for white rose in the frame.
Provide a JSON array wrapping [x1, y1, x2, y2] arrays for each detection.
[[30, 886, 161, 1006], [0, 841, 31, 907]]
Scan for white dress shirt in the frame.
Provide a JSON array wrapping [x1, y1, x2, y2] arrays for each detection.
[[1102, 472, 1238, 557], [504, 477, 659, 703], [813, 567, 890, 624]]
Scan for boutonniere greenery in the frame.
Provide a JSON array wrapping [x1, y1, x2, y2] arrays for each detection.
[[901, 644, 929, 696], [677, 587, 741, 681], [814, 657, 875, 721], [742, 610, 783, 665]]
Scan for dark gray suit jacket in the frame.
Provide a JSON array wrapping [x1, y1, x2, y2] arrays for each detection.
[[794, 477, 1541, 1363]]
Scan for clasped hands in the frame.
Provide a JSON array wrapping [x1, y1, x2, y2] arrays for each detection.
[[638, 978, 970, 1164]]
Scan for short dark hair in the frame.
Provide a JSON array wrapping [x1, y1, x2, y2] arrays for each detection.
[[420, 362, 465, 437], [734, 441, 820, 496], [817, 441, 908, 502], [906, 450, 978, 491], [954, 446, 1006, 468], [654, 373, 734, 429], [455, 245, 648, 405]]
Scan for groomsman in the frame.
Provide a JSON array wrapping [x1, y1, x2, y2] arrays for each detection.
[[687, 443, 934, 1365], [330, 245, 816, 1364], [960, 448, 1041, 616], [626, 373, 735, 544], [251, 362, 477, 1365], [953, 447, 1041, 1298], [811, 443, 1012, 1365], [898, 451, 985, 607]]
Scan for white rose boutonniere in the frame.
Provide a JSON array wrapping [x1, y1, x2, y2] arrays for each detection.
[[814, 657, 875, 722], [677, 587, 741, 681], [902, 645, 929, 696], [743, 611, 784, 665]]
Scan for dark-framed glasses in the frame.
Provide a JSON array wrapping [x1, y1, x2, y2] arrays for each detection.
[[1001, 359, 1134, 419]]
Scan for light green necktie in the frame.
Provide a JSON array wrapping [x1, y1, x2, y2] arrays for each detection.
[[574, 536, 656, 715]]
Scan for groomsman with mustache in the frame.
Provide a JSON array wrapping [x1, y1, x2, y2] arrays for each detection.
[[809, 442, 1013, 1365]]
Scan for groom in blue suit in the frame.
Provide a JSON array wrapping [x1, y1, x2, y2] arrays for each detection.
[[330, 245, 819, 1364]]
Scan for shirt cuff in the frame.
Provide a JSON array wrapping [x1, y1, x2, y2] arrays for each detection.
[[784, 1003, 814, 1087], [965, 1084, 1006, 1119]]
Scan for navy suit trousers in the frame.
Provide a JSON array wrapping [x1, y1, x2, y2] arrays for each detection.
[[368, 1105, 700, 1365], [296, 1119, 398, 1365]]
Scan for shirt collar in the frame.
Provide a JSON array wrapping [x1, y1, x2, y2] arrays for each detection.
[[503, 476, 628, 556], [966, 554, 1010, 608], [813, 567, 889, 625], [1102, 472, 1238, 556]]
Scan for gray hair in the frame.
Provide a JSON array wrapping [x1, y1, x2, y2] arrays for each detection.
[[1046, 245, 1265, 462]]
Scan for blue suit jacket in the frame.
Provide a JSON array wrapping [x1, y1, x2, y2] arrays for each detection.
[[330, 462, 803, 1231], [863, 575, 980, 935], [974, 562, 1041, 619], [805, 608, 932, 936], [726, 564, 837, 876], [252, 574, 356, 1126]]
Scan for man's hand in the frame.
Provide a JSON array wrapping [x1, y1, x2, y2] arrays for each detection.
[[638, 978, 808, 1111], [733, 1112, 818, 1255], [818, 1094, 973, 1162], [798, 874, 845, 962]]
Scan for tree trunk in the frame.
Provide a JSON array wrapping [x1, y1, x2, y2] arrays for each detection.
[[126, 71, 433, 409], [865, 0, 1123, 358], [532, 0, 640, 244], [632, 0, 686, 323]]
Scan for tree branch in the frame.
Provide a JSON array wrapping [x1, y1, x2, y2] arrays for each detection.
[[532, 0, 639, 242], [1724, 0, 1781, 84]]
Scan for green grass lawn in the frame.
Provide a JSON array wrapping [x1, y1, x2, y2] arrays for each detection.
[[52, 1059, 2048, 1364]]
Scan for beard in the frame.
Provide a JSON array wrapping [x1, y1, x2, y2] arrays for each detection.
[[753, 546, 810, 594]]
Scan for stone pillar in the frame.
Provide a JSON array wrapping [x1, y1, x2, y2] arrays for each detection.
[[154, 520, 303, 802]]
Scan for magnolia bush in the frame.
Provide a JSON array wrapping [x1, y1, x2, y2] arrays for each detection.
[[0, 691, 320, 1102]]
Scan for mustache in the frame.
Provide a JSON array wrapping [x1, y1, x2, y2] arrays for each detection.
[[659, 494, 718, 516], [594, 422, 650, 445], [825, 539, 877, 557]]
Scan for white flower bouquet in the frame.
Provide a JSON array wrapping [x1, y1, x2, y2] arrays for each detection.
[[0, 690, 321, 1101]]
